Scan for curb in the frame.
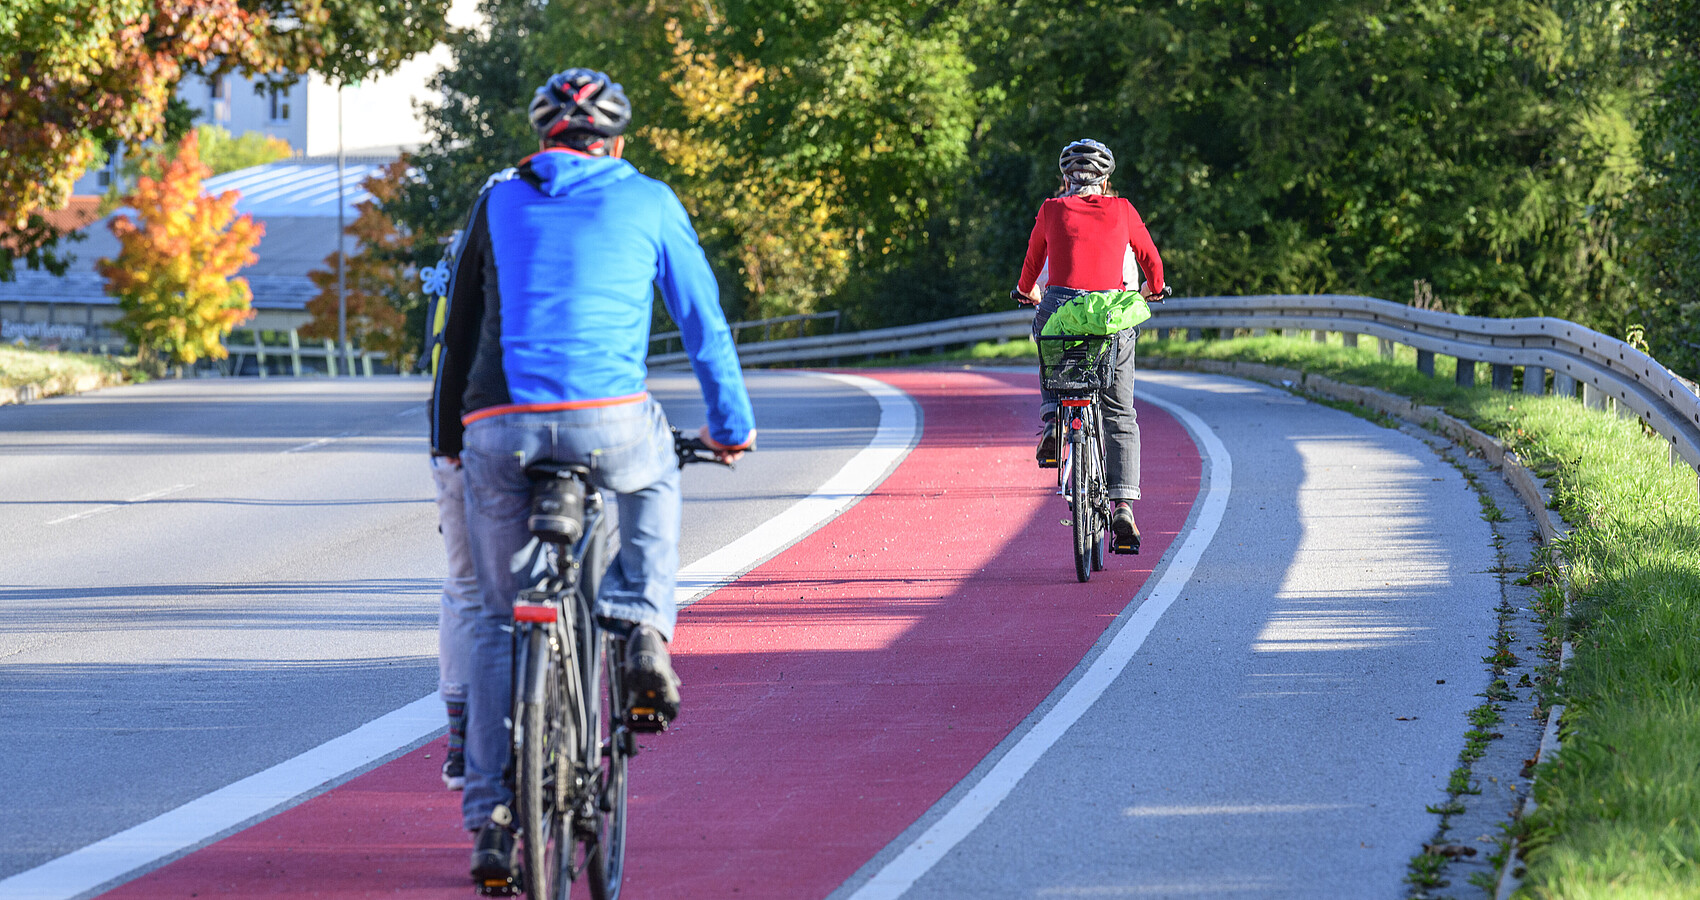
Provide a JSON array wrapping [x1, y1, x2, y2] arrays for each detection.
[[1143, 355, 1574, 897], [0, 370, 126, 407]]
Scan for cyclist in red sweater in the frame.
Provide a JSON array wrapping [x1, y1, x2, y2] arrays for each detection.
[[1016, 138, 1166, 551]]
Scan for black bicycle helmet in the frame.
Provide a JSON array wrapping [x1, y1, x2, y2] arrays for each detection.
[[529, 69, 632, 142], [1058, 138, 1115, 185]]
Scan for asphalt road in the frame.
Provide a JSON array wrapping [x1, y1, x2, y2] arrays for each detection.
[[4, 366, 1507, 899], [0, 372, 879, 882], [840, 369, 1500, 899]]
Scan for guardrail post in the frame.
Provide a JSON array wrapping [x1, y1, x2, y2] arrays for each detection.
[[1522, 366, 1546, 395], [1417, 349, 1435, 377], [1554, 372, 1577, 399], [1342, 332, 1359, 349], [362, 352, 374, 377], [289, 329, 302, 377], [252, 330, 268, 379], [1491, 363, 1514, 391], [1582, 382, 1606, 410], [1187, 328, 1203, 341], [324, 339, 338, 377], [342, 341, 356, 378], [1379, 338, 1395, 360], [1455, 359, 1477, 388], [1312, 330, 1327, 344]]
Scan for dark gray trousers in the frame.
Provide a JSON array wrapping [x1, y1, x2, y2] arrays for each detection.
[[1033, 285, 1142, 501]]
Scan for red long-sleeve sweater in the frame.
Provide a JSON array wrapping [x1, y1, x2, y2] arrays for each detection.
[[1017, 194, 1165, 295]]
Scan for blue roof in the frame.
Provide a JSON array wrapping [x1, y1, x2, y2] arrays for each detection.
[[202, 162, 388, 218]]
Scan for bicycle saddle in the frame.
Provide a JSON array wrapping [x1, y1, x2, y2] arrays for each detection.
[[525, 463, 589, 544]]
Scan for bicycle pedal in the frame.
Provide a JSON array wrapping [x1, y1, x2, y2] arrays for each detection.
[[1110, 537, 1141, 555], [475, 877, 521, 897], [625, 706, 671, 733]]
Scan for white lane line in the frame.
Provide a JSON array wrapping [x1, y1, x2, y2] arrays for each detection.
[[0, 697, 442, 900], [127, 484, 193, 504], [283, 431, 356, 454], [45, 484, 194, 526], [845, 388, 1233, 900], [676, 372, 919, 607], [394, 405, 425, 418], [1, 371, 919, 900]]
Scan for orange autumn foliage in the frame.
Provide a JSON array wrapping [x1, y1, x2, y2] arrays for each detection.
[[98, 130, 264, 365]]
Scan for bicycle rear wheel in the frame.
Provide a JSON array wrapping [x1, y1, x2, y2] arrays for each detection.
[[517, 626, 571, 900], [1088, 410, 1108, 572], [585, 634, 630, 900], [1069, 423, 1092, 583]]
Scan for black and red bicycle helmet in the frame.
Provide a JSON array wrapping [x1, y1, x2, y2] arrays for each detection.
[[529, 69, 633, 142], [1058, 138, 1115, 185]]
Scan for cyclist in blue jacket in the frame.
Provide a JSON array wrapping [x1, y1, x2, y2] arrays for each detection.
[[429, 68, 756, 886]]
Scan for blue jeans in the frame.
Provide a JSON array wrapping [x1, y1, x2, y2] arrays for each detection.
[[457, 398, 682, 830]]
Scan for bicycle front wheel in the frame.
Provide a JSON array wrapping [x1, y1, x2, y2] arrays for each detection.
[[585, 634, 630, 900], [517, 625, 571, 900], [1070, 423, 1092, 583]]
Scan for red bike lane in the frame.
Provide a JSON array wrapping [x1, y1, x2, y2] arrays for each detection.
[[97, 369, 1202, 899]]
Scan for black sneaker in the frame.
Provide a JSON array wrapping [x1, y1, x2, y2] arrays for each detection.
[[1035, 416, 1059, 468], [624, 625, 681, 733], [1111, 502, 1141, 555], [441, 750, 465, 791], [470, 820, 520, 896]]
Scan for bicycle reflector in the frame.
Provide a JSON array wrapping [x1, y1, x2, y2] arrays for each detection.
[[528, 470, 586, 544]]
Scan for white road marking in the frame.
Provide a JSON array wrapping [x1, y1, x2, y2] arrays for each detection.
[[283, 431, 355, 454], [0, 697, 441, 900], [845, 388, 1233, 900], [0, 371, 918, 900], [394, 405, 425, 418], [45, 484, 194, 526], [675, 372, 919, 607]]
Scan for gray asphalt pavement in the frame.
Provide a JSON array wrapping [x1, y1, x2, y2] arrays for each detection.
[[0, 372, 878, 881], [850, 369, 1500, 899]]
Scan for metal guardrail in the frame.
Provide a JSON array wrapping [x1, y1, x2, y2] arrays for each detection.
[[660, 294, 1700, 475], [40, 328, 390, 378], [220, 328, 388, 378]]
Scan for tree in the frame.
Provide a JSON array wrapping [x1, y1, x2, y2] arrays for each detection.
[[302, 160, 422, 368], [1629, 0, 1700, 376], [0, 0, 448, 280], [97, 130, 264, 367]]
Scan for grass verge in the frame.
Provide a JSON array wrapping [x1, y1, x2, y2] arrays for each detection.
[[942, 331, 1700, 896], [0, 345, 140, 391]]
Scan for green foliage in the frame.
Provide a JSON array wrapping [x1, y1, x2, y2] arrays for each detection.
[[386, 0, 1696, 366], [1627, 0, 1700, 378]]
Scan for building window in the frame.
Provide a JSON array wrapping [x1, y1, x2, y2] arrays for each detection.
[[208, 75, 230, 123], [269, 85, 290, 121]]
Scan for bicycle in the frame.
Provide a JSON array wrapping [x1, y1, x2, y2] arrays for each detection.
[[1036, 332, 1114, 582], [484, 428, 731, 900], [1017, 285, 1171, 582]]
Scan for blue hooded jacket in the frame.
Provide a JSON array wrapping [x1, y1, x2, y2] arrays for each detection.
[[431, 149, 755, 455]]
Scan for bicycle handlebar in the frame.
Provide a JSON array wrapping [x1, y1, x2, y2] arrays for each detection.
[[671, 427, 739, 469], [1012, 285, 1174, 308]]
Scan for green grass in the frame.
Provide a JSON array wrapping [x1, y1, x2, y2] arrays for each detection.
[[0, 345, 138, 390]]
